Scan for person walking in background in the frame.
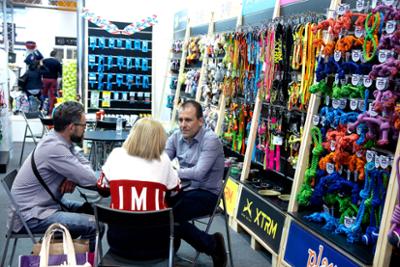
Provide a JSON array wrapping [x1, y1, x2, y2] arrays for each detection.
[[42, 50, 62, 114], [22, 59, 48, 112]]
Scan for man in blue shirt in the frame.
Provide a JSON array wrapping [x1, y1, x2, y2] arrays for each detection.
[[166, 100, 226, 267]]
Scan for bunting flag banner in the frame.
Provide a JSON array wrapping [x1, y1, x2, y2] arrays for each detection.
[[81, 8, 158, 35]]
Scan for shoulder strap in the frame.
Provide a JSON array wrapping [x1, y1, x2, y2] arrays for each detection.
[[31, 148, 69, 211]]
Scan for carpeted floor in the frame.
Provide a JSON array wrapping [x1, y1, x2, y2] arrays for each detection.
[[0, 142, 272, 267]]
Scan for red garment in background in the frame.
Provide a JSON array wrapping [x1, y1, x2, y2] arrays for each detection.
[[42, 78, 57, 113]]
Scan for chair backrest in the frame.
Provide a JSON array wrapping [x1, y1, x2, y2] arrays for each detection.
[[39, 115, 54, 126], [21, 111, 45, 142], [39, 115, 54, 133], [23, 111, 42, 120], [94, 205, 174, 263], [95, 204, 173, 228], [1, 169, 37, 243]]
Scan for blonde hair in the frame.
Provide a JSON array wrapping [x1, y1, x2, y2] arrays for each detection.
[[123, 118, 167, 160]]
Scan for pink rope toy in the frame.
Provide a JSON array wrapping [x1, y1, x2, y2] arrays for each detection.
[[369, 58, 400, 80], [388, 156, 400, 248]]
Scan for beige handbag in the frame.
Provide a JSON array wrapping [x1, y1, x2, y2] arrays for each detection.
[[38, 223, 91, 267], [32, 239, 89, 256]]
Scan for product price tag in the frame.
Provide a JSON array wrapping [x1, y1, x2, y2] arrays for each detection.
[[344, 216, 356, 228], [334, 50, 342, 62], [113, 92, 119, 100], [366, 150, 375, 162], [340, 77, 347, 85], [326, 163, 335, 174], [321, 116, 326, 127], [355, 26, 364, 38], [356, 125, 363, 135], [325, 95, 330, 106], [352, 50, 361, 62], [380, 155, 389, 169], [337, 4, 350, 15], [122, 92, 128, 101], [369, 103, 378, 117], [330, 140, 336, 151], [356, 150, 363, 158], [351, 74, 361, 85], [312, 115, 320, 126], [378, 50, 388, 63], [354, 171, 359, 182], [350, 99, 358, 110], [363, 75, 373, 87], [323, 204, 330, 214], [383, 0, 394, 6], [375, 155, 380, 168], [332, 99, 340, 109], [376, 77, 389, 91], [358, 99, 365, 111], [339, 99, 347, 109], [334, 73, 340, 84], [272, 135, 283, 146], [262, 62, 267, 72], [346, 169, 351, 180], [386, 20, 396, 34], [356, 0, 364, 11]]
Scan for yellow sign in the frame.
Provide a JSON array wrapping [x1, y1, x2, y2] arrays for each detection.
[[223, 177, 239, 216], [102, 91, 111, 107]]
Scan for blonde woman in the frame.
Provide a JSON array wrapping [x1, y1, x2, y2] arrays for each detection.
[[98, 117, 180, 211], [97, 118, 180, 259]]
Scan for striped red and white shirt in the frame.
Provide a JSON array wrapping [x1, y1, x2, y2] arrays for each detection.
[[98, 148, 180, 212]]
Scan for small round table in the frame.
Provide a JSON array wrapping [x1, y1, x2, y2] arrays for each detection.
[[84, 130, 129, 170]]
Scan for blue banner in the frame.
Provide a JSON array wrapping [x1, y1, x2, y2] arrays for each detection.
[[284, 221, 361, 267], [242, 0, 276, 16]]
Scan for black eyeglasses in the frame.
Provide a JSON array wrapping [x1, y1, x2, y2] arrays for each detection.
[[73, 123, 86, 127]]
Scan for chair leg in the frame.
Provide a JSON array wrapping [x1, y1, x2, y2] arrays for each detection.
[[222, 196, 234, 267], [19, 126, 28, 166], [1, 236, 11, 267], [9, 238, 18, 267]]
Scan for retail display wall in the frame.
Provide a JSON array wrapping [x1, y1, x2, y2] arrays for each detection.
[[86, 21, 153, 115], [164, 0, 400, 266]]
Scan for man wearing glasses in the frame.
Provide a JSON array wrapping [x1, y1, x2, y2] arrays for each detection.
[[9, 101, 100, 251]]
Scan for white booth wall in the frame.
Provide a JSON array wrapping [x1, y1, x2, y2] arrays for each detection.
[[11, 0, 219, 142]]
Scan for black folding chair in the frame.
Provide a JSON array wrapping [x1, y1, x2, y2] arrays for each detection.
[[94, 205, 175, 267], [191, 176, 234, 267], [19, 111, 46, 166], [1, 169, 43, 267], [176, 167, 234, 266]]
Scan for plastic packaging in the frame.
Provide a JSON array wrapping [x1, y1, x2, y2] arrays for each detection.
[[116, 116, 123, 135]]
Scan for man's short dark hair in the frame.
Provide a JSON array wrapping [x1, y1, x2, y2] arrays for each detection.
[[50, 50, 57, 57], [53, 101, 84, 132], [180, 100, 203, 119]]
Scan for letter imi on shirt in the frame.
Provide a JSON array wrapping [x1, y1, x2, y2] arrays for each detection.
[[109, 180, 168, 211]]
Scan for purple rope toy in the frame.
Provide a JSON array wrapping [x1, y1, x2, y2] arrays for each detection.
[[388, 156, 400, 248]]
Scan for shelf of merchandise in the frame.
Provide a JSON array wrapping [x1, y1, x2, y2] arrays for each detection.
[[84, 21, 153, 116], [277, 0, 399, 266], [223, 1, 286, 264], [170, 21, 191, 126], [195, 13, 215, 103]]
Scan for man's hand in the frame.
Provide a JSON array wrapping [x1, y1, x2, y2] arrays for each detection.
[[60, 179, 76, 194], [171, 158, 180, 171]]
